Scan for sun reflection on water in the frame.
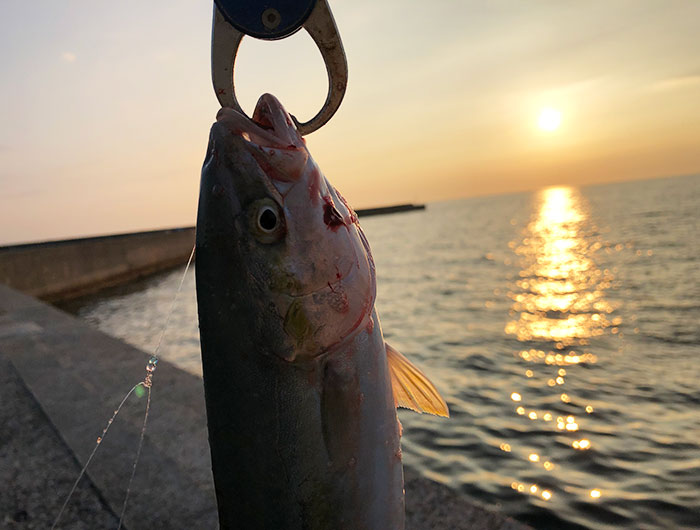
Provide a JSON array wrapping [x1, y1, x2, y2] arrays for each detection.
[[505, 186, 615, 503], [506, 187, 615, 346]]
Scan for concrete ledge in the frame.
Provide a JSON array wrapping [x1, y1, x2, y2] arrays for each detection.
[[0, 283, 529, 530], [0, 228, 195, 302], [0, 283, 216, 529], [0, 353, 120, 529]]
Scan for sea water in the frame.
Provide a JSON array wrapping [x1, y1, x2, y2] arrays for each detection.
[[63, 173, 700, 530]]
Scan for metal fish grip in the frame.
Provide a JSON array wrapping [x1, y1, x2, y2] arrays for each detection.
[[212, 0, 348, 135]]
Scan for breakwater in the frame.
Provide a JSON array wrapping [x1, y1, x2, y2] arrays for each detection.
[[356, 203, 425, 216], [0, 227, 195, 302]]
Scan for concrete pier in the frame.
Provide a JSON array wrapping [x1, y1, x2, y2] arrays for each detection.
[[0, 283, 529, 529], [0, 228, 195, 302]]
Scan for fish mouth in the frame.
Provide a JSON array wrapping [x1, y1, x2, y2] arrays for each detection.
[[216, 94, 302, 148], [216, 94, 309, 192]]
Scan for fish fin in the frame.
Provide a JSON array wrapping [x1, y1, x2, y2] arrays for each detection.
[[385, 342, 449, 418]]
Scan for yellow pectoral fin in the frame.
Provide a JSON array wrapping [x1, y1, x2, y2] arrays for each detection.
[[385, 342, 449, 418]]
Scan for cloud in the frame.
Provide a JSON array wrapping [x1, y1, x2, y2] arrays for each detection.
[[648, 74, 700, 92], [61, 52, 76, 63]]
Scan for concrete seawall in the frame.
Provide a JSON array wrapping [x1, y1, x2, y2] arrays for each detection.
[[0, 228, 195, 302]]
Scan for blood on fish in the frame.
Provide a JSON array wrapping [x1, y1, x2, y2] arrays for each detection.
[[323, 195, 345, 231], [365, 318, 374, 334]]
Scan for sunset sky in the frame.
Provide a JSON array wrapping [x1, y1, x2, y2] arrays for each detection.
[[1, 1, 699, 244]]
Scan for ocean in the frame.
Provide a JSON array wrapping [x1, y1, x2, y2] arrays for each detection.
[[62, 173, 700, 530]]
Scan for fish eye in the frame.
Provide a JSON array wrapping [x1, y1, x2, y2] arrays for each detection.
[[258, 206, 278, 232], [249, 198, 285, 243]]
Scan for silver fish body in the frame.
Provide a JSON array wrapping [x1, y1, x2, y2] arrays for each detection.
[[196, 95, 404, 529]]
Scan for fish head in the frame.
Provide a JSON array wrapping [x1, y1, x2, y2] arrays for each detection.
[[197, 94, 375, 363]]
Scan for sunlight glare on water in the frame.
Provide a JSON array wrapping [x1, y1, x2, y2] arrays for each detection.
[[506, 186, 614, 347], [504, 186, 612, 521]]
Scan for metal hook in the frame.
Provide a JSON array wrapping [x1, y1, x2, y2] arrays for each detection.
[[211, 0, 348, 135]]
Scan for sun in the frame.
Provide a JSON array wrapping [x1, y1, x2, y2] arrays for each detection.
[[538, 107, 562, 131]]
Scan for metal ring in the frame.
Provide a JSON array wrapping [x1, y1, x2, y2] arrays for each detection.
[[211, 0, 348, 135]]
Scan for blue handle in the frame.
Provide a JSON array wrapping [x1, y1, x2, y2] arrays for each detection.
[[214, 0, 317, 40]]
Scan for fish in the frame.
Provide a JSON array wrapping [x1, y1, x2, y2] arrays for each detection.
[[195, 93, 448, 530]]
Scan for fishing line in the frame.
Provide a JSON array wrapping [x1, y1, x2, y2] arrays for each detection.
[[117, 377, 152, 530], [52, 245, 196, 529], [117, 244, 195, 528], [50, 384, 141, 530]]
